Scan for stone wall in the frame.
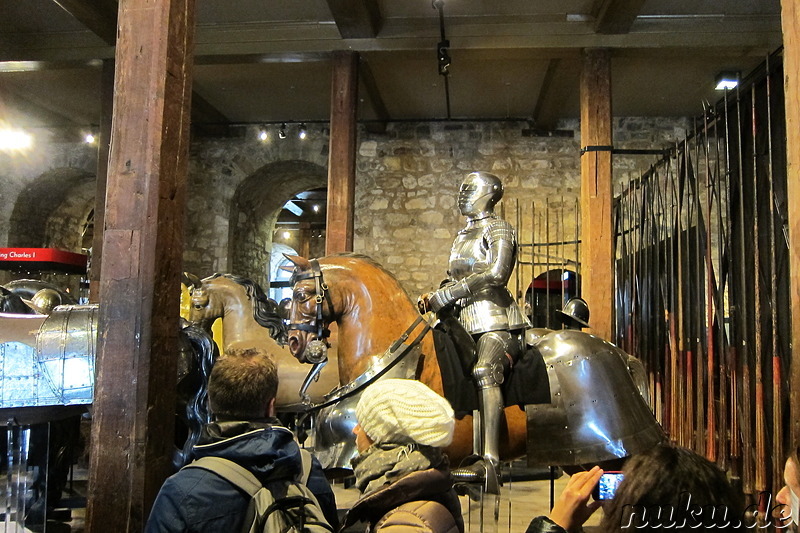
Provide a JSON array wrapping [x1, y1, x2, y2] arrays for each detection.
[[0, 118, 689, 297]]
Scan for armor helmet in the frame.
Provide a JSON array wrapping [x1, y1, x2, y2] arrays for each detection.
[[556, 297, 590, 329], [30, 288, 62, 315], [458, 172, 503, 218]]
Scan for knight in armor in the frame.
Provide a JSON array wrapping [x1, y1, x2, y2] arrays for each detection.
[[419, 171, 530, 489]]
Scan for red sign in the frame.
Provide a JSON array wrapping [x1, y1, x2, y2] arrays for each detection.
[[0, 248, 88, 274]]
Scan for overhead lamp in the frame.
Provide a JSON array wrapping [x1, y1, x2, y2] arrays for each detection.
[[0, 129, 33, 151], [715, 71, 739, 91], [298, 123, 307, 140], [278, 123, 287, 139], [282, 231, 290, 239], [312, 204, 320, 213], [258, 128, 269, 142], [84, 133, 96, 144]]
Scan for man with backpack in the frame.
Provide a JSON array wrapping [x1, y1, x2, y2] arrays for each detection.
[[145, 347, 337, 532]]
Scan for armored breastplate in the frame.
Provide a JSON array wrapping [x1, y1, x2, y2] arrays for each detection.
[[448, 220, 529, 335]]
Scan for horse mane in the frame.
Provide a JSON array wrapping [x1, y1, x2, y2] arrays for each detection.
[[319, 253, 406, 290], [207, 273, 288, 343]]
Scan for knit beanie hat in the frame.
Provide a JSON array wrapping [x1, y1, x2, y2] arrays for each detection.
[[355, 378, 455, 447]]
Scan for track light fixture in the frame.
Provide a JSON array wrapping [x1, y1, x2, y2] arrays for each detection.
[[278, 123, 287, 139], [298, 123, 307, 140]]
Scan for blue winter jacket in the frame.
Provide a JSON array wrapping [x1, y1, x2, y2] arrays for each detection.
[[145, 419, 338, 532]]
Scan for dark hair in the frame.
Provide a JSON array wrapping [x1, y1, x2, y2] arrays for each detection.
[[601, 442, 742, 532], [208, 347, 278, 420]]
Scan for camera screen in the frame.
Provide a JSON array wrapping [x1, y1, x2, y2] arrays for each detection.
[[596, 472, 624, 500]]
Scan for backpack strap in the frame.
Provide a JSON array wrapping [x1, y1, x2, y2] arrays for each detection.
[[186, 456, 262, 496], [299, 448, 313, 486]]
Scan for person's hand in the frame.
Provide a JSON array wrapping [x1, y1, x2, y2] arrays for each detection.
[[417, 294, 431, 314], [549, 466, 604, 532]]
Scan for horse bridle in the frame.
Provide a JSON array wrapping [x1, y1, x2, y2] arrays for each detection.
[[288, 259, 332, 343]]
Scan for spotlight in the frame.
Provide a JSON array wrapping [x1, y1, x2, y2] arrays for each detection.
[[298, 123, 307, 140], [0, 129, 32, 151], [282, 231, 290, 239], [258, 128, 268, 142], [715, 71, 739, 91], [84, 133, 96, 144], [278, 123, 287, 139], [312, 204, 320, 213]]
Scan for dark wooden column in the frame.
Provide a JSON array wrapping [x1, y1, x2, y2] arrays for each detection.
[[86, 0, 195, 529], [326, 50, 358, 255], [579, 48, 613, 341], [89, 58, 114, 303], [781, 0, 800, 446]]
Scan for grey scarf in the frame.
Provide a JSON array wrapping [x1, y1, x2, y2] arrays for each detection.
[[353, 443, 446, 494]]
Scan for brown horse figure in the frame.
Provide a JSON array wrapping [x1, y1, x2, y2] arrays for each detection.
[[285, 254, 663, 471], [184, 273, 339, 410]]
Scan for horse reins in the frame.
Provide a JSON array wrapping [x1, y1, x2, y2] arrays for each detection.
[[288, 259, 332, 342], [300, 313, 434, 413]]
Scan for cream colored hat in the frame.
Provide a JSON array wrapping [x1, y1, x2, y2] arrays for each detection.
[[356, 378, 455, 447]]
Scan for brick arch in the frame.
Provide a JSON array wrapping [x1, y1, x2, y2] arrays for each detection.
[[229, 160, 326, 288], [8, 168, 95, 249]]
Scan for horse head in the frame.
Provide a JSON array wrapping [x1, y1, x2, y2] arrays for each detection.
[[183, 272, 215, 331], [284, 254, 332, 364]]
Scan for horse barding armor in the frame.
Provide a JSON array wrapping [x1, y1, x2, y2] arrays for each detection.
[[525, 329, 663, 467], [310, 325, 664, 472]]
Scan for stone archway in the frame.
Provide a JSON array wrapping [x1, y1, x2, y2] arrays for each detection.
[[229, 160, 326, 288], [8, 168, 95, 249]]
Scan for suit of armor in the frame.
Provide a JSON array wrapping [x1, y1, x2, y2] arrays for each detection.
[[423, 172, 529, 488]]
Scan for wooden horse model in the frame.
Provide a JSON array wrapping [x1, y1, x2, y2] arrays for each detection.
[[285, 253, 663, 470], [184, 273, 339, 410]]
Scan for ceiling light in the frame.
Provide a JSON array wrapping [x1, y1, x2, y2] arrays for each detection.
[[298, 123, 307, 140], [715, 71, 739, 91], [278, 123, 287, 139], [258, 128, 268, 142], [312, 204, 320, 213], [0, 129, 33, 151], [84, 133, 96, 144], [282, 231, 290, 239]]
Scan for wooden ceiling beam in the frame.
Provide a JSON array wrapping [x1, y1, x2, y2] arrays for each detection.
[[49, 0, 232, 127], [0, 82, 85, 126], [531, 58, 560, 126], [359, 57, 390, 132], [591, 0, 646, 35], [326, 0, 382, 39], [3, 14, 781, 61], [50, 0, 119, 45]]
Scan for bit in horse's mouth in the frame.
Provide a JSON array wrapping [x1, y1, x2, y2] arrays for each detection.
[[287, 334, 303, 358]]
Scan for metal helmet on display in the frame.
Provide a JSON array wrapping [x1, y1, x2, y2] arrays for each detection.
[[556, 297, 590, 329], [457, 171, 503, 218], [30, 288, 63, 315]]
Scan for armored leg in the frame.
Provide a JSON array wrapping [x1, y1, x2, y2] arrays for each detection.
[[452, 330, 519, 492]]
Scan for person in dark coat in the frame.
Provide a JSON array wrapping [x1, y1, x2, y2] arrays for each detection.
[[145, 347, 337, 532], [340, 378, 463, 533]]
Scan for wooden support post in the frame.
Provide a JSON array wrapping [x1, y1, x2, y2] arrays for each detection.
[[579, 48, 614, 340], [782, 0, 800, 447], [89, 58, 114, 303], [86, 0, 195, 530], [326, 50, 358, 255]]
